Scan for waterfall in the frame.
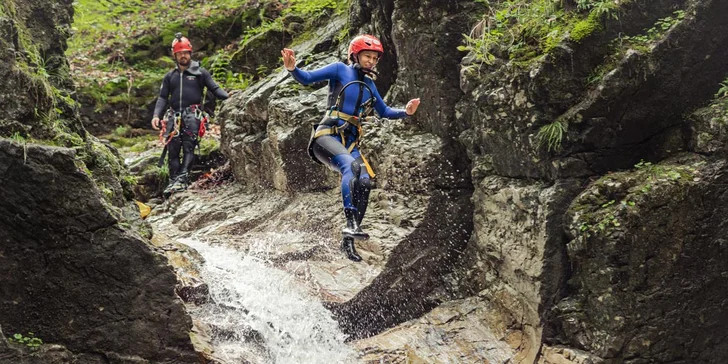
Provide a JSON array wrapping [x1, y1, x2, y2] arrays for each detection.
[[179, 238, 357, 364]]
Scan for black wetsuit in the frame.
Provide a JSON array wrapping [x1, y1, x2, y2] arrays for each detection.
[[153, 61, 228, 179]]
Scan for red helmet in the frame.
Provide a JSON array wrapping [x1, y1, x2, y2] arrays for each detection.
[[172, 34, 193, 54], [348, 34, 384, 62]]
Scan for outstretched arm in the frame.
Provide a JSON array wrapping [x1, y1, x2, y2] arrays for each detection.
[[370, 82, 420, 119], [281, 48, 340, 85]]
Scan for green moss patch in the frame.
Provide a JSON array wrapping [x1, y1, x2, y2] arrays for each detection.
[[570, 158, 705, 238]]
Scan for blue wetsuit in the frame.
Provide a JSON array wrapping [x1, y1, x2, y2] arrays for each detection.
[[289, 62, 408, 223]]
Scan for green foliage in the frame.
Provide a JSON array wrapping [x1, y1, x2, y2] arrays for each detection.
[[207, 49, 254, 91], [634, 159, 692, 183], [617, 10, 685, 47], [584, 9, 686, 87], [238, 0, 345, 49], [716, 79, 728, 99], [10, 132, 27, 144], [5, 0, 77, 132], [113, 125, 131, 138], [158, 164, 170, 182], [458, 0, 567, 64], [576, 0, 620, 20], [9, 332, 43, 350], [460, 0, 631, 65], [537, 120, 567, 151], [574, 159, 703, 237], [288, 0, 339, 17], [10, 132, 29, 164], [198, 137, 220, 156], [123, 174, 140, 186], [570, 12, 602, 42]]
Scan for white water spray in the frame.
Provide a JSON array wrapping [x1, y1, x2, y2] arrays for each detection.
[[180, 238, 357, 364]]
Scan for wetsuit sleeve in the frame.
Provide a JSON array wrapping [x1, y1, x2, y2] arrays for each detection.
[[289, 62, 341, 85], [153, 73, 170, 118], [370, 81, 408, 119], [202, 69, 229, 100]]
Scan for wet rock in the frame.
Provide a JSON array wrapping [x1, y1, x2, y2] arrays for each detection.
[[354, 296, 515, 363], [219, 16, 347, 192], [0, 141, 198, 362], [538, 346, 604, 364], [176, 284, 211, 305], [555, 155, 728, 363]]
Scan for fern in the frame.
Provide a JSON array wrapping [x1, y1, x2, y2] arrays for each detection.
[[716, 80, 728, 98]]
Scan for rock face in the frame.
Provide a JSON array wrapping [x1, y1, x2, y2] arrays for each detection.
[[557, 155, 728, 363], [454, 0, 728, 362], [218, 0, 478, 342], [0, 0, 76, 139], [0, 0, 199, 362], [0, 141, 199, 363]]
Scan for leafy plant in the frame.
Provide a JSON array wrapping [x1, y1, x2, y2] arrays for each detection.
[[716, 79, 728, 98], [206, 49, 254, 91], [617, 10, 686, 47], [158, 164, 170, 182], [459, 0, 628, 65], [10, 132, 29, 164], [113, 125, 131, 138], [9, 332, 43, 350], [537, 120, 567, 151]]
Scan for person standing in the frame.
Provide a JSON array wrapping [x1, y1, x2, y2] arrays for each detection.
[[151, 33, 229, 194]]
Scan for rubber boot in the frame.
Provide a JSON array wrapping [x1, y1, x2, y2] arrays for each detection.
[[341, 237, 362, 262], [163, 173, 177, 197], [169, 172, 188, 192], [342, 208, 369, 240]]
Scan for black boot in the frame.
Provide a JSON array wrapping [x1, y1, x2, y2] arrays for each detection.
[[341, 237, 362, 262], [169, 172, 189, 192], [163, 174, 177, 197], [342, 208, 369, 240]]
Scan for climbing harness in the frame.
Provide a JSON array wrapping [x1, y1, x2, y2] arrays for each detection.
[[308, 80, 379, 176], [157, 104, 209, 168]]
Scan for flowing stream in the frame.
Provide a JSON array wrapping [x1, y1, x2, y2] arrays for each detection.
[[179, 238, 358, 364]]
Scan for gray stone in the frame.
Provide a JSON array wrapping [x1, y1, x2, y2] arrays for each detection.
[[0, 141, 198, 362]]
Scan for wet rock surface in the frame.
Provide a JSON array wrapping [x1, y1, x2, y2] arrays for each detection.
[[0, 141, 198, 363], [556, 155, 728, 363]]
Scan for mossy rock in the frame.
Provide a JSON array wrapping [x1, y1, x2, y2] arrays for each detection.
[[570, 12, 603, 43]]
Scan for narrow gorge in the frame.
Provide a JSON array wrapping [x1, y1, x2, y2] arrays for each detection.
[[1, 0, 727, 363]]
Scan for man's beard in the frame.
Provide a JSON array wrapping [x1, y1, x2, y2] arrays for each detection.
[[177, 57, 190, 66]]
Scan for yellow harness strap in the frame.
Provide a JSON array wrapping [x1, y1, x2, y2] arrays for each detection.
[[328, 111, 361, 126], [360, 153, 376, 178], [314, 110, 375, 176], [314, 110, 365, 151]]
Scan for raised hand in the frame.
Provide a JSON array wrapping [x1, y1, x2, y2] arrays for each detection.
[[405, 98, 421, 116], [281, 48, 296, 71]]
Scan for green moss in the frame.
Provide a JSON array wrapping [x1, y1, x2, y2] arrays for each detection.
[[198, 137, 220, 156], [572, 159, 704, 237], [106, 134, 157, 153], [160, 22, 187, 47], [571, 12, 602, 42]]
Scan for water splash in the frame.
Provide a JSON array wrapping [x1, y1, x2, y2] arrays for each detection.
[[179, 238, 357, 364]]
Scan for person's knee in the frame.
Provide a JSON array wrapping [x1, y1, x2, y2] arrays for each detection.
[[182, 139, 196, 151], [350, 160, 361, 178], [359, 176, 372, 191]]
